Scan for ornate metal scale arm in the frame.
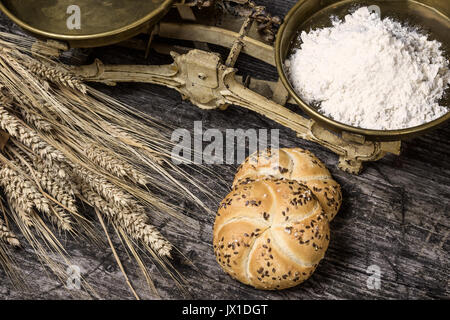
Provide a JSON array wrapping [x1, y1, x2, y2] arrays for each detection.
[[71, 49, 400, 174]]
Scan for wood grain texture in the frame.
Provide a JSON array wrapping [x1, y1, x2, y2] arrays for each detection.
[[0, 0, 448, 300]]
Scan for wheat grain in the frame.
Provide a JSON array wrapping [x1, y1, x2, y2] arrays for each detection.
[[0, 218, 20, 247], [86, 144, 149, 185], [80, 185, 172, 257]]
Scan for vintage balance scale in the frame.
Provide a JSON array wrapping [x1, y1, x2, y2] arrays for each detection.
[[0, 0, 448, 174]]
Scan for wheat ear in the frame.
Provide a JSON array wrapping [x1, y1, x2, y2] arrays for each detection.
[[0, 218, 20, 247], [3, 90, 55, 132], [0, 164, 72, 231], [80, 186, 172, 257], [16, 90, 62, 123], [20, 108, 53, 132], [0, 103, 67, 170], [49, 205, 72, 231], [73, 165, 141, 210], [0, 167, 33, 227], [8, 144, 78, 211], [86, 144, 149, 185], [27, 60, 87, 94], [31, 156, 78, 214], [9, 148, 76, 231]]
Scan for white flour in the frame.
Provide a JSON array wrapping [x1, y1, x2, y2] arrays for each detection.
[[286, 7, 450, 130]]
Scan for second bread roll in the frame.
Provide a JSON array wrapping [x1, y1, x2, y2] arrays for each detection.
[[233, 148, 342, 221]]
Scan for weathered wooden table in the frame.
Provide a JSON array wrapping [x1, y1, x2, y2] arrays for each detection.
[[0, 0, 448, 300]]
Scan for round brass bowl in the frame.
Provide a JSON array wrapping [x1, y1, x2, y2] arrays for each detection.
[[276, 0, 450, 141], [0, 0, 175, 48]]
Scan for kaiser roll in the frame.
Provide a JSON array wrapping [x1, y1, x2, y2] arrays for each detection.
[[233, 148, 342, 221], [213, 178, 330, 290]]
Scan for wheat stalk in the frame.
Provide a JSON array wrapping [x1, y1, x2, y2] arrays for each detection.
[[0, 32, 223, 297], [80, 185, 172, 257], [103, 123, 165, 165]]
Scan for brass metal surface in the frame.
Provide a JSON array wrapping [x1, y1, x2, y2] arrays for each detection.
[[0, 0, 175, 47], [276, 0, 450, 140]]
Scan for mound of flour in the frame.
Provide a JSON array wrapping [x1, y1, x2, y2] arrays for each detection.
[[286, 7, 450, 130]]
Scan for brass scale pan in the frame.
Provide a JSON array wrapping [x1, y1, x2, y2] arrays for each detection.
[[0, 0, 449, 140]]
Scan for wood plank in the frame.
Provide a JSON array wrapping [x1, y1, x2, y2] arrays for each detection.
[[0, 0, 448, 300]]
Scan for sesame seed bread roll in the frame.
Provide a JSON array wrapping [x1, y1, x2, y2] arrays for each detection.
[[213, 179, 330, 290], [233, 148, 342, 221]]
